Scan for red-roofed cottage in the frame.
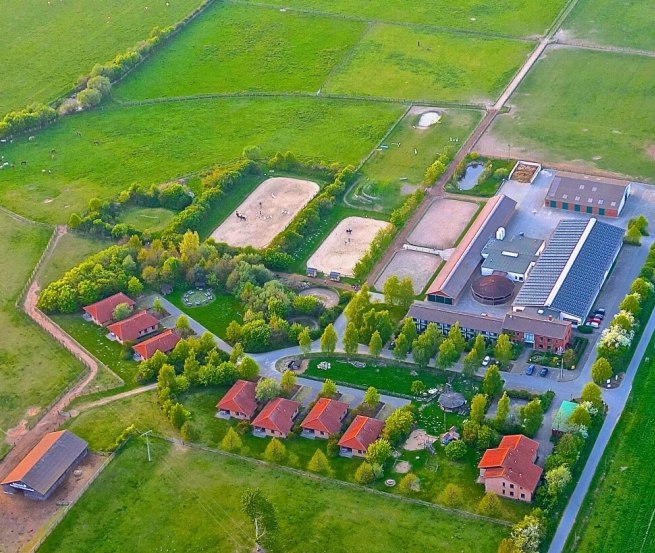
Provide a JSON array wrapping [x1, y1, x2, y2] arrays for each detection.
[[216, 380, 257, 420], [107, 311, 159, 344], [300, 398, 348, 439], [478, 434, 543, 502], [132, 329, 181, 361], [83, 293, 135, 326], [251, 398, 300, 438], [338, 416, 385, 458]]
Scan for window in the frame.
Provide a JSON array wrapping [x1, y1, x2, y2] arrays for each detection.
[[562, 194, 568, 199], [599, 208, 605, 216], [521, 493, 526, 499], [509, 491, 514, 497], [562, 202, 569, 210], [502, 490, 506, 495], [502, 482, 506, 488], [510, 483, 514, 489], [574, 196, 580, 201], [550, 200, 557, 208], [598, 199, 604, 205], [586, 206, 593, 214]]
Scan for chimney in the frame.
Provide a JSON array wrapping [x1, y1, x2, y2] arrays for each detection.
[[548, 315, 553, 321]]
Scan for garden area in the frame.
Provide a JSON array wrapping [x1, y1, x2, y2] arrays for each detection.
[[168, 288, 242, 339]]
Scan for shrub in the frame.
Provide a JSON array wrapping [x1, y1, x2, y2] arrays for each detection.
[[438, 483, 464, 507], [444, 439, 467, 461]]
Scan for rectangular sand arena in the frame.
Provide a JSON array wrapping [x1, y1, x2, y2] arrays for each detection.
[[374, 249, 442, 293], [210, 177, 319, 248], [307, 216, 391, 277], [407, 198, 478, 250]]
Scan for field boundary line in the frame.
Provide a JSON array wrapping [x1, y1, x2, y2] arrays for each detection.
[[550, 41, 655, 59], [545, 0, 582, 39], [0, 205, 50, 228]]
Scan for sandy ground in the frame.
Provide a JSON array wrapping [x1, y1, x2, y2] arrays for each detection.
[[299, 287, 339, 308], [307, 217, 390, 277], [407, 198, 478, 250], [210, 177, 319, 248], [374, 249, 441, 293], [403, 429, 437, 451], [0, 453, 106, 553]]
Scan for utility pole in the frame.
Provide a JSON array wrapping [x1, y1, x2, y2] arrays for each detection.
[[141, 430, 152, 462]]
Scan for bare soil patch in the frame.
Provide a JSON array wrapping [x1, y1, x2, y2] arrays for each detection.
[[646, 144, 655, 160], [299, 287, 339, 308], [307, 217, 390, 277], [407, 198, 478, 250], [210, 177, 319, 248], [374, 249, 441, 293]]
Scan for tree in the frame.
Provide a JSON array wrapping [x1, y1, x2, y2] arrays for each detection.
[[382, 275, 400, 306], [343, 323, 359, 355], [168, 402, 190, 429], [437, 338, 458, 368], [307, 448, 332, 475], [497, 538, 520, 553], [444, 439, 467, 460], [383, 405, 415, 444], [401, 317, 417, 345], [126, 277, 143, 297], [591, 357, 613, 384], [462, 350, 479, 377], [397, 277, 415, 310], [112, 302, 131, 321], [520, 399, 544, 437], [631, 277, 654, 299], [230, 342, 244, 364], [298, 327, 312, 354], [392, 332, 410, 360], [470, 394, 487, 424], [462, 420, 480, 445], [263, 438, 287, 463], [344, 284, 371, 328], [410, 380, 426, 396], [438, 483, 464, 507], [220, 427, 243, 452], [242, 488, 278, 546], [369, 330, 383, 357], [620, 293, 641, 315], [495, 391, 510, 429], [319, 379, 337, 399], [477, 424, 496, 450], [494, 334, 513, 367], [255, 377, 281, 402], [569, 404, 591, 428], [363, 386, 380, 408], [611, 311, 635, 332], [239, 356, 260, 381], [625, 224, 643, 245], [354, 461, 375, 484], [562, 348, 576, 369], [411, 338, 431, 368], [545, 465, 571, 496], [473, 334, 486, 361], [510, 514, 543, 553], [280, 370, 297, 393], [366, 438, 392, 465], [581, 381, 603, 409], [478, 492, 501, 516], [398, 473, 420, 494], [448, 321, 466, 354], [483, 365, 504, 399], [175, 315, 193, 338], [68, 212, 81, 229], [320, 323, 337, 353], [152, 296, 165, 315]]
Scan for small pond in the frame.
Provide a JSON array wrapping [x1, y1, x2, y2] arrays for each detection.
[[457, 162, 485, 190]]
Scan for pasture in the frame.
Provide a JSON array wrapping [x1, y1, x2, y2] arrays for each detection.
[[324, 24, 533, 104], [480, 47, 655, 181], [560, 0, 655, 51], [306, 216, 391, 277], [238, 0, 568, 37], [119, 206, 176, 234], [407, 198, 479, 249], [115, 2, 367, 100], [210, 177, 319, 248], [0, 97, 404, 224], [0, 0, 203, 114], [374, 250, 441, 293]]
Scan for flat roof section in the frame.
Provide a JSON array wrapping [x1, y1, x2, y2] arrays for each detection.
[[482, 234, 543, 276], [546, 173, 630, 210]]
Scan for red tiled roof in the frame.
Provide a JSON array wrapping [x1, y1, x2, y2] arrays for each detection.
[[252, 398, 300, 434], [478, 434, 542, 493], [107, 311, 158, 343], [83, 292, 135, 325], [217, 380, 257, 418], [2, 432, 65, 484], [132, 329, 180, 360], [301, 398, 348, 435], [338, 416, 384, 452]]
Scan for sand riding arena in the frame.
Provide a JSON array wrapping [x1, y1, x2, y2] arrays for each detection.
[[210, 177, 319, 248], [407, 198, 478, 250]]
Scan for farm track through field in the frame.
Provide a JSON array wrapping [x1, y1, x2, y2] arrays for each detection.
[[552, 40, 655, 58]]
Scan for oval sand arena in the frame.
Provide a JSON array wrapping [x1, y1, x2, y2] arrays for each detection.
[[210, 177, 319, 248], [307, 217, 391, 278]]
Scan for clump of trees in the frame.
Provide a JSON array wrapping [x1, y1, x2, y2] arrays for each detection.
[[344, 284, 395, 345], [0, 103, 57, 139], [624, 214, 648, 246]]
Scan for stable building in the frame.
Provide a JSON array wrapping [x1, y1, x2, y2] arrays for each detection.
[[545, 173, 630, 217], [409, 301, 503, 342], [481, 234, 544, 282]]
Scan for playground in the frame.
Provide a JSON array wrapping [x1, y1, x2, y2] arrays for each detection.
[[407, 198, 478, 250], [209, 177, 319, 248]]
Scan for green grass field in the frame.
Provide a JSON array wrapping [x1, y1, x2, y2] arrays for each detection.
[[565, 337, 655, 552], [0, 97, 404, 224], [115, 3, 367, 100], [0, 0, 203, 114], [239, 0, 568, 37], [168, 288, 243, 339], [561, 0, 655, 51], [488, 48, 655, 181], [324, 24, 532, 104], [40, 438, 508, 553], [0, 213, 83, 459], [119, 206, 177, 233]]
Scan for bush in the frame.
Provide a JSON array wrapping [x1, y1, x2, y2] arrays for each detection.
[[444, 439, 467, 461], [438, 483, 464, 507]]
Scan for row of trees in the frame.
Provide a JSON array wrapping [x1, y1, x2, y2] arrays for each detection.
[[0, 103, 57, 140]]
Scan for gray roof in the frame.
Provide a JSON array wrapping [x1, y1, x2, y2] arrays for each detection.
[[546, 173, 629, 209], [502, 312, 570, 340], [481, 235, 543, 275], [409, 301, 504, 335]]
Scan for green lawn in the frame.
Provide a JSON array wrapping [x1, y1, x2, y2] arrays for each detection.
[[565, 336, 655, 552], [0, 97, 404, 224], [0, 213, 83, 459], [168, 288, 243, 339], [489, 48, 655, 181], [116, 2, 367, 100], [239, 0, 568, 37], [0, 0, 203, 114], [325, 24, 533, 104], [446, 157, 514, 198], [561, 0, 655, 51], [119, 206, 177, 234], [40, 438, 508, 553]]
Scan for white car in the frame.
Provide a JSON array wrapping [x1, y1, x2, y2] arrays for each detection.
[[481, 355, 491, 367]]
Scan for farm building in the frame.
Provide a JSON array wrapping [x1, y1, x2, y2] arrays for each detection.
[[513, 218, 624, 325], [426, 195, 517, 305], [132, 329, 181, 361], [551, 400, 578, 437], [300, 398, 348, 439], [83, 292, 135, 326], [251, 398, 300, 439], [481, 234, 544, 282], [338, 416, 384, 458], [471, 274, 515, 306], [216, 380, 257, 421], [1, 431, 88, 501], [409, 301, 503, 342], [107, 311, 159, 344], [478, 435, 542, 503], [545, 173, 630, 217], [502, 312, 571, 353]]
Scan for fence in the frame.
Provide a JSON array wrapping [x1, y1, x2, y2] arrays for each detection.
[[14, 225, 58, 309]]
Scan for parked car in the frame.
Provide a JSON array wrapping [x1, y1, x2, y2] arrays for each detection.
[[526, 364, 535, 375], [589, 320, 600, 328], [482, 355, 491, 367], [539, 367, 549, 377], [595, 308, 606, 316]]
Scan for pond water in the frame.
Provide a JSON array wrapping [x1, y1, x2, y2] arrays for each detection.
[[457, 162, 485, 190]]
